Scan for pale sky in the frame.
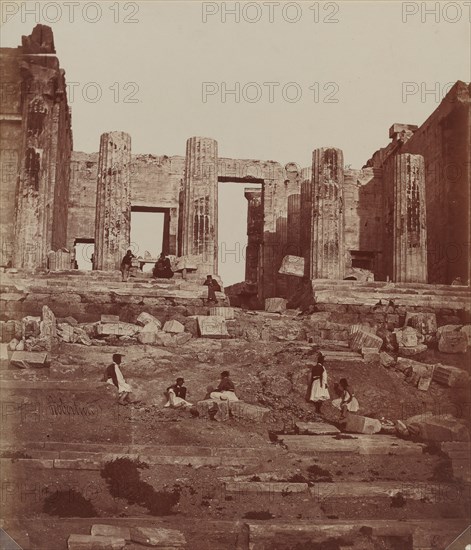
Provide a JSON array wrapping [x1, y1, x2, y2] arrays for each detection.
[[2, 1, 469, 284]]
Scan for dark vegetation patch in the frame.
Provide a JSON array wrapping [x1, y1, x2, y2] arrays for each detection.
[[43, 489, 97, 517], [272, 537, 352, 549], [307, 464, 333, 483], [0, 450, 32, 459], [100, 457, 180, 516], [390, 492, 406, 508], [243, 510, 274, 520], [428, 458, 454, 482]]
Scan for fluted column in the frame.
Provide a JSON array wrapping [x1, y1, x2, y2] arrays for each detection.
[[287, 193, 301, 256], [94, 131, 131, 270], [182, 137, 218, 274], [310, 148, 345, 279], [393, 153, 427, 282], [300, 167, 312, 277], [244, 188, 262, 282]]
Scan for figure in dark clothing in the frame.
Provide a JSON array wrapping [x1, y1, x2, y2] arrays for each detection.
[[104, 353, 132, 405], [120, 249, 135, 282], [203, 275, 219, 304], [153, 252, 174, 279], [210, 370, 239, 401], [164, 377, 192, 408]]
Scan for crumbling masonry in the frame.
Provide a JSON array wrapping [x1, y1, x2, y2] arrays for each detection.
[[1, 26, 470, 300]]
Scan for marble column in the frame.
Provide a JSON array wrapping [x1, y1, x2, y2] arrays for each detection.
[[181, 137, 218, 274], [393, 153, 427, 282], [94, 131, 131, 270], [287, 193, 301, 257], [244, 188, 262, 283], [300, 167, 312, 277], [310, 148, 345, 279]]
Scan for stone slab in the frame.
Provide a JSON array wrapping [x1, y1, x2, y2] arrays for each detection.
[[279, 435, 424, 455], [54, 459, 102, 470], [10, 351, 48, 368], [264, 297, 287, 313], [97, 322, 138, 337], [278, 255, 305, 277], [295, 422, 341, 435], [438, 330, 468, 353], [208, 306, 235, 320], [162, 320, 184, 333], [67, 535, 126, 550], [228, 401, 270, 422], [196, 316, 229, 338], [130, 527, 186, 547], [344, 414, 382, 435], [433, 364, 469, 387], [100, 315, 120, 324], [91, 526, 131, 540], [225, 482, 309, 493], [349, 327, 382, 352]]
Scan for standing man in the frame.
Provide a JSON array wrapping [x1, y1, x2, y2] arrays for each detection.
[[203, 275, 220, 304], [105, 352, 133, 405], [120, 249, 135, 282]]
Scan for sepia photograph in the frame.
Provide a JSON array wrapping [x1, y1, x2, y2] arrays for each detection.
[[0, 1, 470, 548]]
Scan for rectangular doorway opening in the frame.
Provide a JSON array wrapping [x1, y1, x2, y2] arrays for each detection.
[[74, 238, 94, 270], [217, 180, 262, 287], [131, 207, 169, 273]]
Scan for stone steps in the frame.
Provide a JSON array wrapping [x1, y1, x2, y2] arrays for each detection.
[[279, 434, 426, 455], [1, 517, 467, 550]]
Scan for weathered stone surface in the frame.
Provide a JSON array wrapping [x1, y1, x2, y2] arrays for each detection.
[[398, 343, 428, 356], [91, 525, 131, 540], [229, 401, 270, 422], [97, 322, 138, 337], [264, 297, 287, 313], [8, 338, 19, 351], [432, 364, 469, 387], [0, 343, 9, 361], [94, 132, 132, 271], [344, 414, 381, 435], [130, 527, 186, 547], [162, 320, 184, 333], [22, 316, 40, 338], [136, 312, 162, 328], [309, 147, 345, 279], [154, 332, 174, 347], [404, 311, 437, 338], [438, 330, 467, 353], [197, 316, 229, 338], [380, 352, 396, 368], [173, 332, 192, 346], [10, 351, 48, 368], [393, 154, 427, 283], [74, 327, 92, 346], [208, 306, 235, 319], [101, 314, 120, 324], [460, 324, 471, 346], [40, 305, 57, 350], [406, 414, 469, 442], [278, 255, 305, 277], [395, 357, 434, 390], [67, 534, 126, 550], [259, 372, 292, 396], [57, 323, 77, 343], [295, 422, 340, 435], [394, 326, 423, 348], [361, 347, 380, 364], [349, 326, 382, 352]]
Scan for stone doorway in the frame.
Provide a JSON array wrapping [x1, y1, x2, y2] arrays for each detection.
[[130, 207, 170, 271], [74, 238, 94, 270]]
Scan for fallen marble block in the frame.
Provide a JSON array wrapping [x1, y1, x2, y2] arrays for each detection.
[[67, 534, 126, 550], [10, 351, 49, 368], [130, 526, 186, 547], [344, 413, 381, 435]]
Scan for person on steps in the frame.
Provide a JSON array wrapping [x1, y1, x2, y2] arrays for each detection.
[[210, 371, 239, 402], [153, 252, 174, 279], [332, 378, 359, 418], [120, 250, 135, 282], [104, 353, 133, 405], [308, 352, 330, 414], [203, 275, 220, 304], [164, 377, 192, 408]]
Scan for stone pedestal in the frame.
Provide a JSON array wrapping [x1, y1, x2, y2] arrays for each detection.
[[181, 137, 218, 275], [309, 148, 345, 279], [94, 132, 131, 271], [393, 154, 427, 283], [244, 188, 262, 283]]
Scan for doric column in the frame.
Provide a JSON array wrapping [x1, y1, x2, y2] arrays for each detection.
[[310, 148, 345, 279], [393, 153, 427, 282], [287, 193, 301, 256], [94, 131, 131, 270], [300, 167, 312, 277], [181, 137, 218, 274], [244, 188, 262, 283]]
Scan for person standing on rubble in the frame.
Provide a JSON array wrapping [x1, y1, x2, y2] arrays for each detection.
[[203, 275, 220, 304], [308, 352, 330, 414], [120, 249, 135, 282], [104, 352, 133, 405]]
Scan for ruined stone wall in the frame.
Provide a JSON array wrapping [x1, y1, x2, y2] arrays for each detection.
[[0, 49, 22, 266], [401, 81, 470, 284]]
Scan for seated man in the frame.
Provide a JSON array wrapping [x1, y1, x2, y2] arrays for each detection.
[[210, 371, 239, 402], [104, 352, 133, 405], [164, 377, 192, 408], [153, 253, 174, 279], [120, 250, 135, 282]]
